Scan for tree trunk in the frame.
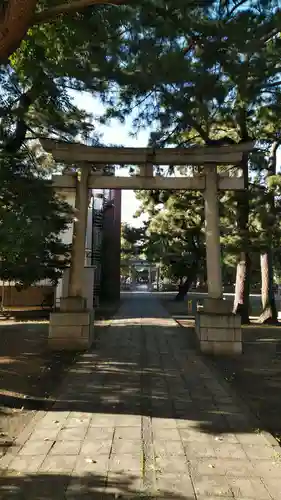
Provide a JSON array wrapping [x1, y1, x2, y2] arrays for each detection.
[[175, 276, 194, 301], [0, 0, 128, 62], [174, 263, 199, 301], [233, 152, 251, 323], [4, 86, 38, 154], [233, 252, 251, 323], [259, 252, 277, 323], [258, 140, 280, 324], [0, 0, 37, 64]]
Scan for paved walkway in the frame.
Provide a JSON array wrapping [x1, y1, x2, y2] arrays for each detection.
[[1, 292, 281, 499]]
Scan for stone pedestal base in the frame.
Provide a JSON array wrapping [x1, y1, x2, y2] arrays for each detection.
[[195, 306, 242, 356], [203, 297, 233, 314], [60, 296, 87, 312], [48, 309, 94, 351]]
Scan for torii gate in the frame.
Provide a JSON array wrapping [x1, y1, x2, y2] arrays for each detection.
[[122, 259, 159, 287], [41, 139, 253, 355]]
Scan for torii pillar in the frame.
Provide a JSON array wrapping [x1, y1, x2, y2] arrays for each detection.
[[195, 165, 242, 356], [49, 166, 94, 350]]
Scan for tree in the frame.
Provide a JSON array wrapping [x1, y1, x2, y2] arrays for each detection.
[[0, 0, 141, 287], [134, 188, 206, 299], [2, 0, 281, 309], [0, 0, 220, 63], [0, 0, 129, 63], [0, 5, 124, 153], [0, 153, 72, 286], [121, 223, 146, 261], [102, 0, 281, 321], [0, 40, 97, 287], [120, 223, 147, 283], [255, 141, 281, 322]]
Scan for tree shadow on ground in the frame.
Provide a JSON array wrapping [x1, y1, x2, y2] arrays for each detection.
[[0, 321, 78, 444], [0, 309, 50, 322], [0, 319, 259, 439], [172, 306, 281, 440], [0, 471, 192, 499], [207, 325, 281, 439], [0, 292, 275, 443], [0, 304, 119, 441]]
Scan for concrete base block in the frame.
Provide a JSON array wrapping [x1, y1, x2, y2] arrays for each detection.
[[195, 310, 242, 356], [200, 340, 242, 356], [203, 297, 233, 314], [48, 310, 94, 351], [60, 296, 87, 312]]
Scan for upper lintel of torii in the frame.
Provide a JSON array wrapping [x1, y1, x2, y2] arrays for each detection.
[[41, 139, 254, 166], [40, 139, 254, 191]]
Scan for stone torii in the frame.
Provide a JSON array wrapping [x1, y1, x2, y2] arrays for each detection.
[[41, 139, 253, 355]]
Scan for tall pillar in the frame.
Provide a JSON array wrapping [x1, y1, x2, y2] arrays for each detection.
[[156, 266, 160, 291], [63, 166, 90, 307], [148, 266, 152, 286], [131, 266, 136, 288], [204, 165, 223, 300], [49, 166, 94, 351], [129, 265, 132, 286], [195, 164, 242, 356]]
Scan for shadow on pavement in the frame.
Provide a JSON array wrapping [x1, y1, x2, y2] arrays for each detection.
[[0, 293, 265, 440], [0, 327, 256, 438], [0, 471, 191, 499], [0, 303, 120, 443]]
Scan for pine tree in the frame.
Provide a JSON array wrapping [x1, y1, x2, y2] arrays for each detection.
[[0, 152, 73, 285], [103, 0, 281, 322], [132, 186, 206, 299], [0, 5, 134, 284], [255, 140, 281, 323]]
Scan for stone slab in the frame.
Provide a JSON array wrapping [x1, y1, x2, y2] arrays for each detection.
[[200, 340, 242, 356], [196, 311, 242, 356], [50, 311, 93, 326], [203, 297, 233, 314], [198, 312, 241, 328], [60, 295, 87, 311], [48, 310, 94, 350], [199, 327, 241, 342], [49, 325, 88, 338]]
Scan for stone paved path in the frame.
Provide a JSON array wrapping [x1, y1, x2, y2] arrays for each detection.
[[1, 292, 281, 499]]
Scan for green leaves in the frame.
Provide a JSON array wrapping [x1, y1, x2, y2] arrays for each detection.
[[133, 188, 206, 282], [0, 154, 72, 286]]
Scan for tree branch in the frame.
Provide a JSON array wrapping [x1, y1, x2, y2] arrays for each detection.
[[226, 0, 249, 19], [237, 106, 249, 142], [268, 140, 281, 176], [33, 0, 131, 25], [262, 81, 281, 89], [4, 86, 36, 153], [245, 20, 280, 52], [182, 114, 210, 143], [0, 0, 37, 63]]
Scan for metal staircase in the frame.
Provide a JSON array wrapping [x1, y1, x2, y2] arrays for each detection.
[[91, 189, 112, 307]]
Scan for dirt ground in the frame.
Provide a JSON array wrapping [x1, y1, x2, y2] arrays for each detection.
[[163, 297, 281, 445], [0, 302, 119, 458]]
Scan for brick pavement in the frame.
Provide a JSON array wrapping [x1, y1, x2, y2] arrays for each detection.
[[1, 291, 281, 499]]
